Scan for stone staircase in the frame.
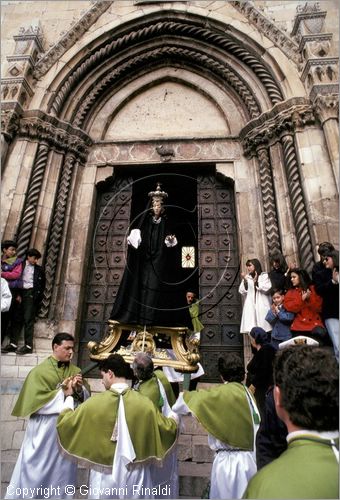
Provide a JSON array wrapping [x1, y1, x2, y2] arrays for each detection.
[[1, 352, 212, 499]]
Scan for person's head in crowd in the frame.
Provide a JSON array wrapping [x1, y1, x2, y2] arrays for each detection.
[[1, 240, 17, 259], [308, 326, 330, 347], [249, 327, 269, 350], [317, 241, 335, 260], [270, 253, 288, 273], [26, 248, 42, 266], [218, 353, 245, 383], [271, 288, 285, 307], [322, 249, 339, 272], [132, 351, 154, 381], [246, 258, 263, 277], [288, 268, 312, 290], [186, 291, 197, 305], [52, 332, 75, 362], [99, 353, 133, 389], [273, 345, 338, 432]]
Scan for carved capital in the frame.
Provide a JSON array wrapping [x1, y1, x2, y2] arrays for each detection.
[[313, 93, 339, 124], [1, 103, 22, 141], [240, 98, 315, 157], [17, 110, 92, 162]]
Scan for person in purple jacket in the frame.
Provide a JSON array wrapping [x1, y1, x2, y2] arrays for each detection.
[[1, 240, 23, 352], [265, 289, 295, 350]]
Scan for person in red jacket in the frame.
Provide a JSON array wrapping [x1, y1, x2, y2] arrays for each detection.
[[284, 268, 324, 336]]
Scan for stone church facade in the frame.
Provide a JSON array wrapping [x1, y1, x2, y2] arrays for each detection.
[[1, 0, 339, 494]]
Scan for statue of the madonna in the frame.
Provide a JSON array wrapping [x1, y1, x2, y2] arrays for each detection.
[[110, 183, 179, 326]]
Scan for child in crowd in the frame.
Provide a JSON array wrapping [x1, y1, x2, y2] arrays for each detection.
[[284, 268, 324, 337], [2, 248, 45, 355], [265, 289, 294, 350], [1, 240, 23, 351], [268, 253, 290, 292], [239, 258, 272, 334]]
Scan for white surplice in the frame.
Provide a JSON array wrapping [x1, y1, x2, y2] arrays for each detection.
[[88, 382, 178, 500], [5, 389, 89, 500], [172, 390, 259, 500]]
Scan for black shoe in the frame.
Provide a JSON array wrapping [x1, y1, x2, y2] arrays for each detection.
[[16, 345, 33, 355], [1, 343, 17, 353]]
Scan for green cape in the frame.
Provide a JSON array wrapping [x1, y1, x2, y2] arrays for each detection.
[[12, 356, 82, 417], [189, 302, 204, 332], [183, 382, 254, 450], [243, 435, 339, 499], [138, 371, 176, 410], [57, 387, 177, 469]]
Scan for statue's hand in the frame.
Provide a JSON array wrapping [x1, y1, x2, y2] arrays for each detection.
[[127, 229, 142, 248], [165, 235, 178, 247]]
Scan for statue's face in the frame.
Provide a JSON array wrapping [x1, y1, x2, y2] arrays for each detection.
[[152, 200, 163, 218]]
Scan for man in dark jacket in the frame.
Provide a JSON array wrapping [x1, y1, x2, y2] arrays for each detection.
[[2, 248, 45, 355]]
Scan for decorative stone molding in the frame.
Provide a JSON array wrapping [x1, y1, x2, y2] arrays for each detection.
[[280, 133, 314, 272], [291, 3, 338, 101], [87, 138, 241, 166], [256, 146, 281, 256], [40, 153, 79, 318], [16, 142, 50, 259], [1, 21, 44, 110], [33, 1, 113, 79], [1, 103, 22, 141], [17, 111, 92, 162], [71, 46, 261, 126], [240, 97, 315, 158], [155, 145, 175, 162], [49, 17, 283, 117], [230, 1, 300, 64], [313, 93, 339, 124]]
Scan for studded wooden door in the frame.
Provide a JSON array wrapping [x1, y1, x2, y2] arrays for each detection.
[[78, 170, 243, 379], [198, 173, 243, 381], [78, 175, 133, 368]]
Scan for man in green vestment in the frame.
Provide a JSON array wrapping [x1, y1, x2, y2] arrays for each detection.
[[57, 354, 178, 499], [243, 345, 339, 499], [5, 332, 90, 500], [132, 352, 176, 412], [172, 353, 260, 499], [132, 352, 178, 498]]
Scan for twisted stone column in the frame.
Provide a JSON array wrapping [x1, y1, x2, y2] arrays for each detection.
[[16, 142, 50, 258], [256, 146, 282, 256], [280, 133, 314, 272], [39, 153, 77, 318]]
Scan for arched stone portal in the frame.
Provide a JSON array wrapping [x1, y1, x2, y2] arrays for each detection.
[[1, 2, 338, 363]]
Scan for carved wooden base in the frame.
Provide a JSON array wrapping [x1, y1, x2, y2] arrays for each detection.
[[87, 320, 201, 372]]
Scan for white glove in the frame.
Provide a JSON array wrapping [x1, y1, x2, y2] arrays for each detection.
[[127, 229, 142, 249], [165, 235, 178, 247]]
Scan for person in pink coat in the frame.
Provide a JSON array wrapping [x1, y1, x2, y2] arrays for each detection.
[[284, 268, 324, 336]]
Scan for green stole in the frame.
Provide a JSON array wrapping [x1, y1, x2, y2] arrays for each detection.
[[12, 356, 82, 417], [57, 387, 177, 468], [189, 302, 204, 332], [183, 382, 254, 450], [138, 371, 176, 410]]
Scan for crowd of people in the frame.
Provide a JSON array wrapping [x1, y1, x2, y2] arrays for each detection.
[[2, 235, 339, 499], [1, 240, 45, 355]]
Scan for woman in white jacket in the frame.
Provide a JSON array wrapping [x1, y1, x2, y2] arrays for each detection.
[[239, 259, 272, 334]]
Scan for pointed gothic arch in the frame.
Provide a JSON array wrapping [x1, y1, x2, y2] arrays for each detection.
[[44, 11, 285, 125]]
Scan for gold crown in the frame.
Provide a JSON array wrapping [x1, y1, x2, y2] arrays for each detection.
[[148, 182, 168, 203]]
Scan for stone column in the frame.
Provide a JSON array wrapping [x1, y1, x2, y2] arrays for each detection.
[[16, 141, 50, 258], [314, 94, 339, 190], [256, 145, 282, 256], [280, 132, 314, 272], [40, 153, 78, 318]]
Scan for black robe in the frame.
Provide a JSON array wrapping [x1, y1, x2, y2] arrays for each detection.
[[110, 214, 180, 326]]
